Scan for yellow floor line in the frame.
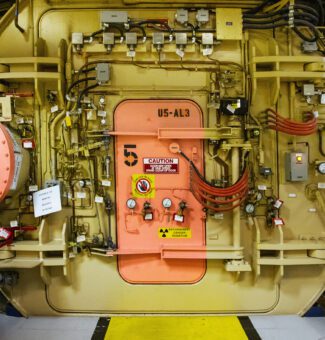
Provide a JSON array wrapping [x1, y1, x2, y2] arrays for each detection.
[[104, 316, 248, 340]]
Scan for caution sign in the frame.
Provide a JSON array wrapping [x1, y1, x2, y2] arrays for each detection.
[[159, 227, 192, 238], [132, 174, 155, 198], [143, 158, 179, 174]]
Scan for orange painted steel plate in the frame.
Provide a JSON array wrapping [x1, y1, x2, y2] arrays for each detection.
[[114, 99, 206, 284], [0, 124, 15, 202]]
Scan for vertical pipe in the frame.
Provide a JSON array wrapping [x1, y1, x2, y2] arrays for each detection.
[[232, 147, 240, 249]]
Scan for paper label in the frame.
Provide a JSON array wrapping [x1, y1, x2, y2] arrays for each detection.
[[51, 105, 59, 113], [33, 185, 62, 218], [10, 220, 18, 227], [102, 180, 111, 187], [308, 208, 317, 213], [29, 185, 38, 192], [76, 192, 86, 199], [258, 185, 267, 191], [176, 49, 185, 58], [95, 196, 104, 203], [23, 141, 33, 149], [203, 48, 213, 56], [159, 227, 191, 238], [76, 235, 86, 243], [173, 214, 184, 222], [0, 228, 10, 239], [288, 193, 297, 198], [127, 50, 136, 58], [97, 110, 107, 117], [226, 104, 236, 114], [214, 213, 224, 220], [318, 183, 325, 189]]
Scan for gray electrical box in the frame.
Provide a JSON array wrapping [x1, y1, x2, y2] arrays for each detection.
[[96, 63, 110, 83], [196, 9, 209, 24], [101, 11, 128, 24], [175, 33, 187, 46], [285, 152, 308, 182], [202, 33, 213, 45], [125, 32, 137, 46], [152, 32, 164, 46], [103, 32, 115, 46], [175, 9, 188, 24]]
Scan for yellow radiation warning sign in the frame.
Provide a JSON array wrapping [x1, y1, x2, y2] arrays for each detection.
[[159, 227, 192, 238], [132, 174, 155, 198]]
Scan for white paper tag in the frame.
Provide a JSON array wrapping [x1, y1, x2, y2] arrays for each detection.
[[16, 117, 24, 124], [127, 50, 136, 58], [174, 214, 184, 222], [203, 48, 213, 56], [226, 104, 236, 114], [288, 193, 297, 198], [51, 105, 59, 113], [97, 110, 107, 117], [0, 228, 10, 239], [313, 110, 319, 118], [144, 213, 153, 220], [258, 185, 267, 191], [95, 196, 104, 203], [76, 191, 86, 199], [214, 213, 224, 220], [33, 185, 62, 218], [274, 199, 283, 209], [273, 218, 284, 226], [76, 234, 86, 243], [29, 185, 38, 192], [102, 180, 111, 187], [308, 208, 317, 213], [176, 49, 185, 58], [318, 183, 325, 189], [10, 220, 18, 227], [23, 141, 33, 149]]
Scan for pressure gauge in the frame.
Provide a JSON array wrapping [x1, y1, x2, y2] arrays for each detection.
[[126, 198, 136, 209], [245, 203, 255, 215], [162, 198, 172, 208], [317, 162, 325, 174]]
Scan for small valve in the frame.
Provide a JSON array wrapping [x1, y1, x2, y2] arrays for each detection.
[[143, 201, 153, 221], [173, 200, 186, 223]]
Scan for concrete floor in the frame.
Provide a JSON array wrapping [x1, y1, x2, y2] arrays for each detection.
[[0, 314, 324, 340]]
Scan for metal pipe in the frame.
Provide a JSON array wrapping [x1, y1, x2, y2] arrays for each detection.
[[232, 147, 241, 249], [14, 0, 24, 33], [50, 111, 65, 179]]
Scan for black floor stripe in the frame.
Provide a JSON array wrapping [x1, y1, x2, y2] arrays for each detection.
[[91, 317, 111, 340], [238, 316, 262, 340]]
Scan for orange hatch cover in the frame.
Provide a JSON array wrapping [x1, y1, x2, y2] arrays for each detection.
[[114, 99, 206, 284], [0, 124, 15, 202]]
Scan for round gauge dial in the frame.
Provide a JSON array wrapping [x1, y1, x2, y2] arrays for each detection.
[[245, 203, 255, 214], [318, 162, 325, 174], [126, 198, 137, 209], [162, 198, 172, 208]]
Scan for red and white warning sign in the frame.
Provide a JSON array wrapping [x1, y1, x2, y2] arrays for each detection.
[[143, 158, 179, 174]]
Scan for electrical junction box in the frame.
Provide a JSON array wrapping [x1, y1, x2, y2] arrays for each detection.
[[96, 63, 110, 83], [285, 152, 308, 182], [100, 11, 128, 24], [216, 8, 243, 40], [114, 99, 206, 284]]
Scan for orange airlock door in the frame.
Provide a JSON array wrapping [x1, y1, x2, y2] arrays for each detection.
[[114, 100, 206, 284]]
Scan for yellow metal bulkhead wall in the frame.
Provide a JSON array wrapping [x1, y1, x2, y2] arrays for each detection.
[[0, 0, 323, 315]]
